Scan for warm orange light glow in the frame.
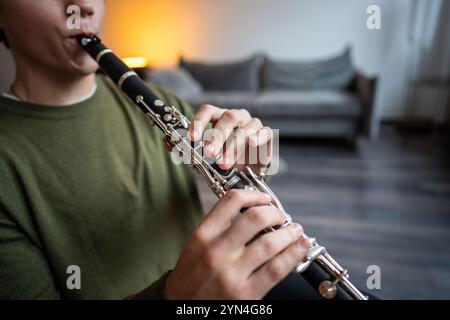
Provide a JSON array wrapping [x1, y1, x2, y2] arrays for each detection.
[[122, 57, 149, 69], [103, 0, 199, 67]]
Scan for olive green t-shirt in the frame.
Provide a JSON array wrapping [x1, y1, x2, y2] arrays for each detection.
[[0, 75, 203, 299]]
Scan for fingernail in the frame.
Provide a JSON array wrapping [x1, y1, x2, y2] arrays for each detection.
[[293, 223, 303, 235], [264, 194, 272, 201], [250, 137, 258, 147], [205, 145, 215, 157], [225, 157, 233, 166], [297, 238, 306, 248], [220, 158, 232, 169], [192, 130, 199, 140]]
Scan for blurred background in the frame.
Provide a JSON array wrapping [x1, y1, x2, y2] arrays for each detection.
[[1, 0, 449, 299]]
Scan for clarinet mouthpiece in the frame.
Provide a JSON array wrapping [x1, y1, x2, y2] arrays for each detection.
[[76, 35, 100, 47]]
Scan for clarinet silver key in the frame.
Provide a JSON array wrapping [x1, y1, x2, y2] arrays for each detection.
[[78, 35, 368, 300]]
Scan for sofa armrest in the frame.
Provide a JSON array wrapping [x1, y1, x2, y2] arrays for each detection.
[[355, 72, 378, 138]]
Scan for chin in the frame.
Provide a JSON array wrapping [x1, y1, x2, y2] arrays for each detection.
[[69, 57, 100, 76]]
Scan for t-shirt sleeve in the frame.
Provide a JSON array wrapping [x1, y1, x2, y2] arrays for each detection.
[[127, 270, 172, 300], [0, 205, 60, 299]]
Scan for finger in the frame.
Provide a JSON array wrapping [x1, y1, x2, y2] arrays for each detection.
[[204, 109, 252, 158], [237, 223, 304, 273], [200, 190, 273, 239], [162, 136, 174, 152], [249, 235, 311, 297], [219, 118, 263, 170], [249, 126, 273, 148], [188, 104, 225, 141], [250, 127, 273, 171], [220, 205, 287, 250]]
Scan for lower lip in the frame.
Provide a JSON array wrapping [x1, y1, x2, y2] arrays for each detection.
[[68, 37, 79, 45]]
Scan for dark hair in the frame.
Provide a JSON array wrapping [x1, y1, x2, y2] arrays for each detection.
[[0, 28, 9, 48]]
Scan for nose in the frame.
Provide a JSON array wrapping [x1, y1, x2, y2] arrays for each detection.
[[71, 0, 95, 17], [80, 1, 95, 17]]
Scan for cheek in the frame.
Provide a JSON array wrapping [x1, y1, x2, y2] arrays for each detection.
[[5, 0, 102, 74], [95, 0, 106, 32], [9, 27, 53, 62], [6, 4, 64, 54]]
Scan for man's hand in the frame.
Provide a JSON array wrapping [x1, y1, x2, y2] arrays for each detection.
[[188, 104, 273, 175], [165, 190, 310, 300]]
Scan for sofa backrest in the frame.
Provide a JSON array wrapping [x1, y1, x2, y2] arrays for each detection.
[[145, 67, 203, 99], [261, 48, 355, 91], [179, 55, 264, 92], [177, 48, 355, 92]]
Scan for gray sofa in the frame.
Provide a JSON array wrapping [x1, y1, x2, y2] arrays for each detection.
[[146, 48, 377, 144]]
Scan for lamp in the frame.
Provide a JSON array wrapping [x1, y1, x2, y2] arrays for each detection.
[[122, 57, 149, 78]]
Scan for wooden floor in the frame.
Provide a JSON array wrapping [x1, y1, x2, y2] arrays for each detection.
[[195, 126, 450, 299]]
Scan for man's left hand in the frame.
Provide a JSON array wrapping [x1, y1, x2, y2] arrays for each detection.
[[188, 104, 273, 175]]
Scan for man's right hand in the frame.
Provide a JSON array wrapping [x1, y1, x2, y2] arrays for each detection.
[[165, 189, 311, 300]]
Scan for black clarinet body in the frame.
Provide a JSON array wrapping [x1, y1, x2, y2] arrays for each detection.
[[78, 35, 367, 300]]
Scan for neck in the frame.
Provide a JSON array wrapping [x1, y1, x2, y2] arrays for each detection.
[[12, 63, 96, 106]]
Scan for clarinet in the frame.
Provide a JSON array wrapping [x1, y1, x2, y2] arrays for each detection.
[[78, 35, 368, 300]]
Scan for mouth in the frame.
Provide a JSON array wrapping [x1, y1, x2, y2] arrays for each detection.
[[68, 31, 97, 46]]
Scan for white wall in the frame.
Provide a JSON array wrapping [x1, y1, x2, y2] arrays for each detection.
[[170, 0, 416, 136], [0, 0, 422, 134]]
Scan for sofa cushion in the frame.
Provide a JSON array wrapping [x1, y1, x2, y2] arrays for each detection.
[[262, 48, 355, 90], [186, 92, 259, 114], [256, 90, 361, 118], [180, 56, 263, 92], [146, 67, 203, 99]]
